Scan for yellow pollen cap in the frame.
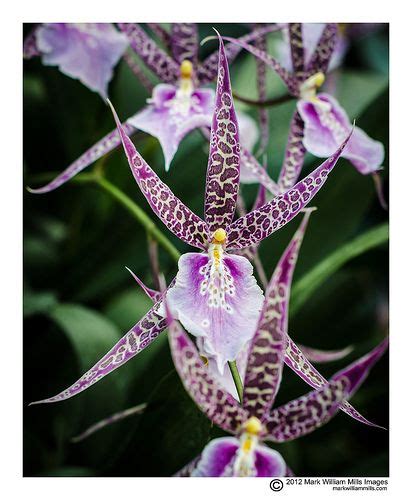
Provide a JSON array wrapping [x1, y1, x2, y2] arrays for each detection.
[[244, 416, 262, 435], [312, 72, 325, 88], [200, 355, 209, 366], [213, 228, 227, 244], [180, 60, 193, 79]]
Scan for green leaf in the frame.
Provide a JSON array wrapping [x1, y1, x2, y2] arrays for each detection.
[[24, 290, 58, 318], [290, 223, 388, 315]]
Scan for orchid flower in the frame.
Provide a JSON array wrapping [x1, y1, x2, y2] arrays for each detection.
[[166, 281, 388, 477], [29, 37, 352, 406], [23, 23, 128, 98], [28, 23, 277, 194], [222, 23, 385, 193]]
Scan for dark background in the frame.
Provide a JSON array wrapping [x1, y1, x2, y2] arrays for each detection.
[[23, 23, 389, 477]]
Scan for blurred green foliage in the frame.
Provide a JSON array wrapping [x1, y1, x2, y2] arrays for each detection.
[[23, 23, 388, 477]]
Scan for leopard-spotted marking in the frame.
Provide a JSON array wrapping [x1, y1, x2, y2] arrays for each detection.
[[305, 23, 338, 77], [278, 111, 306, 192], [288, 23, 306, 81], [169, 320, 247, 434], [204, 44, 240, 233], [171, 23, 199, 65], [118, 23, 180, 84], [262, 378, 348, 442]]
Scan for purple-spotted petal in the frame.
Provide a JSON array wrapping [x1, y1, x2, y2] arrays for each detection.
[[109, 101, 210, 250], [128, 84, 214, 171], [220, 34, 298, 96], [278, 110, 306, 192], [305, 23, 339, 76], [36, 23, 128, 98], [192, 438, 286, 477], [288, 23, 305, 80], [226, 132, 352, 250], [263, 337, 388, 442], [170, 23, 199, 65], [166, 311, 248, 433], [204, 35, 240, 232], [28, 121, 136, 194], [298, 344, 353, 363], [298, 93, 384, 175], [285, 336, 384, 428], [117, 23, 180, 84], [164, 252, 264, 373], [242, 210, 314, 419], [30, 300, 167, 405]]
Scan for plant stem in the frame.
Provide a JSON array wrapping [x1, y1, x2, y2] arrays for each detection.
[[96, 176, 181, 263], [28, 171, 181, 263], [228, 361, 244, 403], [233, 92, 294, 108]]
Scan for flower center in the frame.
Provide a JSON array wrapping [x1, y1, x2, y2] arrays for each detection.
[[212, 228, 227, 245], [233, 417, 263, 476], [299, 72, 325, 100]]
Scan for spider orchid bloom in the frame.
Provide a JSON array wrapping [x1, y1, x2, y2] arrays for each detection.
[[28, 23, 276, 194], [166, 288, 388, 477], [23, 23, 128, 98], [29, 38, 352, 406], [221, 23, 384, 192], [128, 211, 354, 400]]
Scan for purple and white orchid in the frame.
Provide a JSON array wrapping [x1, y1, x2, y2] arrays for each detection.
[[222, 23, 385, 192], [23, 23, 129, 98], [29, 37, 353, 406], [27, 23, 276, 194], [166, 273, 388, 477]]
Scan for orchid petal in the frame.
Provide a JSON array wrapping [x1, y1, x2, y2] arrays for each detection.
[[197, 25, 282, 85], [285, 336, 385, 428], [109, 101, 210, 250], [147, 23, 171, 50], [117, 23, 180, 84], [220, 35, 298, 96], [242, 210, 314, 419], [28, 121, 136, 194], [170, 23, 199, 65], [204, 35, 240, 232], [288, 23, 305, 80], [191, 437, 286, 477], [298, 344, 354, 363], [277, 110, 306, 192], [128, 85, 214, 171], [30, 301, 167, 405], [125, 266, 161, 302], [164, 252, 264, 373], [263, 337, 388, 442], [305, 23, 338, 76], [226, 131, 352, 250], [166, 310, 248, 434], [298, 93, 385, 175], [36, 23, 128, 98]]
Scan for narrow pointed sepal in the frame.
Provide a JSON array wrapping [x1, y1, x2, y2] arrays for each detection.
[[226, 131, 352, 250], [125, 267, 161, 302], [305, 23, 338, 76], [263, 337, 388, 442], [170, 23, 199, 64], [242, 210, 314, 419], [29, 301, 167, 405], [28, 122, 136, 194], [204, 33, 240, 232], [108, 100, 210, 250]]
